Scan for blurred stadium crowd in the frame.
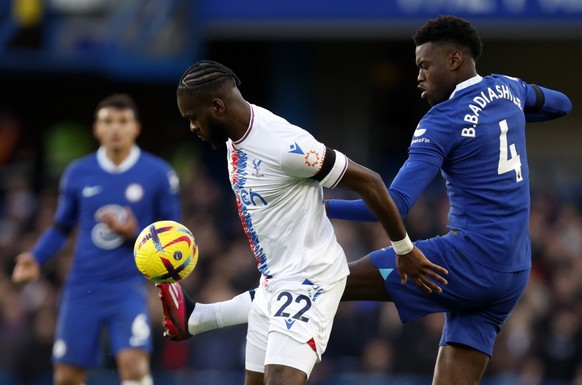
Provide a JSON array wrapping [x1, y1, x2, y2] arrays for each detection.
[[0, 107, 581, 385], [1, 0, 581, 384]]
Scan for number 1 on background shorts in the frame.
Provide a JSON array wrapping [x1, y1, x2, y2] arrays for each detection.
[[53, 282, 152, 367]]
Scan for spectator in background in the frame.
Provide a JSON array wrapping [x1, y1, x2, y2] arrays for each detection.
[[11, 94, 181, 385]]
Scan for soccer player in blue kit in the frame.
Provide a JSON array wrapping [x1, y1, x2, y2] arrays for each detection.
[[158, 16, 572, 385], [12, 94, 181, 385]]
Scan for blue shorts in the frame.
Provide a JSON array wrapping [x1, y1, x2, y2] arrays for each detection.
[[370, 233, 529, 356], [53, 280, 152, 367]]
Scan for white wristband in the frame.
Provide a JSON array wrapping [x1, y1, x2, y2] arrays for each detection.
[[391, 233, 414, 255]]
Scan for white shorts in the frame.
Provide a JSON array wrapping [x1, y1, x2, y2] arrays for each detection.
[[245, 277, 347, 377]]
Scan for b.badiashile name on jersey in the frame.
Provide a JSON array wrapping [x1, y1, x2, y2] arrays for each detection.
[[462, 84, 522, 138]]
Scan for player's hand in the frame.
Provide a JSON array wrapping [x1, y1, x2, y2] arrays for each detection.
[[98, 206, 138, 239], [396, 246, 448, 294], [12, 252, 41, 283]]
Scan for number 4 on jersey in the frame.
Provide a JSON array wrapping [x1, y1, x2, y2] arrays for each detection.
[[498, 119, 523, 182]]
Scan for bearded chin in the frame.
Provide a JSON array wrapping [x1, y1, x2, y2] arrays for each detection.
[[208, 120, 229, 149]]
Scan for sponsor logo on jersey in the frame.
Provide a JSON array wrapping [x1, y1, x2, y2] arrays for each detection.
[[304, 149, 321, 167], [237, 187, 268, 207], [289, 142, 304, 154], [252, 159, 264, 177], [411, 124, 431, 145], [285, 318, 296, 329], [168, 170, 180, 194], [303, 279, 323, 302], [92, 204, 126, 249], [82, 185, 102, 197], [125, 183, 144, 202]]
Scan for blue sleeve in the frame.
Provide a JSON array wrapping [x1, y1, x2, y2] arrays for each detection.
[[33, 168, 78, 264], [326, 199, 377, 222], [389, 160, 441, 218], [32, 226, 70, 265], [326, 159, 440, 221], [524, 84, 572, 122], [155, 167, 182, 223]]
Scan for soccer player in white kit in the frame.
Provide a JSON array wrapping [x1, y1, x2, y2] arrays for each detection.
[[159, 60, 448, 385]]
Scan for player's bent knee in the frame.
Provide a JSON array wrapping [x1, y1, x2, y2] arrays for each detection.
[[53, 364, 86, 385], [116, 349, 150, 380], [343, 255, 391, 301], [434, 344, 489, 385]]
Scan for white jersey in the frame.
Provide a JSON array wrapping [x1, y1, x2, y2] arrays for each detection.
[[226, 104, 350, 286]]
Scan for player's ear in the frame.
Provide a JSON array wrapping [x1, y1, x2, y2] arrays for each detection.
[[92, 122, 100, 140], [212, 98, 225, 113], [449, 50, 462, 70]]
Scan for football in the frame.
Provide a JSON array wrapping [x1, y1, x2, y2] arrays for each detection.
[[134, 220, 198, 283]]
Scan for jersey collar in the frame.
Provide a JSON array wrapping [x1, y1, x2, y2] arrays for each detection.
[[97, 145, 141, 173], [449, 75, 483, 99], [233, 103, 254, 146]]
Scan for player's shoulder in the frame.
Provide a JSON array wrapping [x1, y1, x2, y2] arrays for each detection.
[[485, 74, 528, 91], [251, 104, 305, 135], [249, 104, 315, 150], [138, 150, 174, 171], [419, 105, 454, 132], [137, 151, 179, 190], [64, 151, 98, 174], [488, 73, 524, 83]]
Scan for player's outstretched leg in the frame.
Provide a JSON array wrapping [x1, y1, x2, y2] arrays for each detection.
[[157, 283, 255, 340], [157, 283, 195, 341]]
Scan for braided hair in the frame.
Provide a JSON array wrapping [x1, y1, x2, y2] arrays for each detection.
[[177, 60, 241, 97], [413, 15, 483, 61]]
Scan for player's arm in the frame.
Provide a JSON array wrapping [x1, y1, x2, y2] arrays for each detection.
[[280, 132, 408, 239], [12, 222, 73, 283], [326, 159, 440, 221], [316, 149, 448, 293], [13, 171, 77, 283], [524, 83, 572, 122]]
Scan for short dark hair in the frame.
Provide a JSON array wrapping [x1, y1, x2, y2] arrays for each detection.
[[413, 15, 483, 61], [177, 60, 241, 97], [95, 94, 139, 119]]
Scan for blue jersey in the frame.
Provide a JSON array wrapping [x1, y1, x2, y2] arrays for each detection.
[[328, 75, 570, 272], [391, 75, 531, 272], [39, 146, 181, 288], [326, 74, 570, 355]]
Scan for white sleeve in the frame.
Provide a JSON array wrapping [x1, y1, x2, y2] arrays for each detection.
[[280, 132, 326, 178], [280, 132, 348, 189], [319, 149, 348, 189]]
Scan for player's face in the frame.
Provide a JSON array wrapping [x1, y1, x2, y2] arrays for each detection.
[[93, 107, 140, 151], [177, 94, 229, 149], [415, 42, 458, 106]]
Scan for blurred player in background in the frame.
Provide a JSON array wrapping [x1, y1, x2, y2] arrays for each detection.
[[157, 16, 572, 385], [159, 60, 447, 385], [12, 94, 181, 385]]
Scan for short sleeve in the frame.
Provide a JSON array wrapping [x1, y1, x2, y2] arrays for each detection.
[[280, 132, 327, 178], [280, 132, 348, 188]]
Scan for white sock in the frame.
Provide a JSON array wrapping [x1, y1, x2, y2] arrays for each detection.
[[121, 374, 153, 385], [188, 289, 254, 335]]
